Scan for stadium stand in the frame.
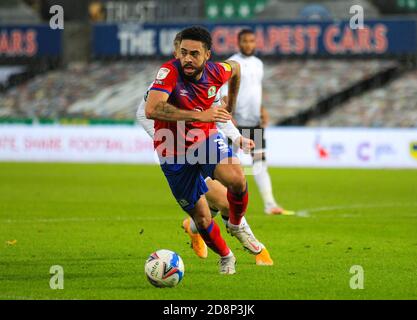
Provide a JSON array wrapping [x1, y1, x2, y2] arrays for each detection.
[[306, 68, 417, 127], [0, 61, 160, 119], [0, 59, 397, 122], [0, 0, 41, 24], [262, 59, 397, 123], [256, 0, 379, 20], [0, 66, 27, 91]]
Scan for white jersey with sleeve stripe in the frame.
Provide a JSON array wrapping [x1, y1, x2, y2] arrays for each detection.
[[220, 52, 264, 127], [136, 81, 155, 137]]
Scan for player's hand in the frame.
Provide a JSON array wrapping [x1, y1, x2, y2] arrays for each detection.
[[219, 99, 227, 109], [198, 108, 232, 123], [235, 136, 255, 153]]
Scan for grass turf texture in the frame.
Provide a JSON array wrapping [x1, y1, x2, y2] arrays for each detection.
[[0, 162, 416, 300]]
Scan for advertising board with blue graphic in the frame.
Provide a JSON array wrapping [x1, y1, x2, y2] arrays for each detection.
[[93, 19, 417, 57], [0, 25, 62, 58]]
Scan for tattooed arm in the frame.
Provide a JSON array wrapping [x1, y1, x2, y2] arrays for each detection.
[[145, 90, 231, 123]]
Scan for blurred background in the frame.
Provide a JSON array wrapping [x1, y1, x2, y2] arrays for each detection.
[[0, 0, 416, 167]]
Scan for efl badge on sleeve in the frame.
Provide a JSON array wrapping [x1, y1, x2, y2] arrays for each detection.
[[156, 68, 170, 80]]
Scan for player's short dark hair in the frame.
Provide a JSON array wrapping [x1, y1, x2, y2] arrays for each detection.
[[238, 28, 255, 41], [173, 31, 182, 48], [180, 26, 212, 50], [174, 32, 182, 44]]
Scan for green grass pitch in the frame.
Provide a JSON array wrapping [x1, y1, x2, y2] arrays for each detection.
[[0, 162, 416, 300]]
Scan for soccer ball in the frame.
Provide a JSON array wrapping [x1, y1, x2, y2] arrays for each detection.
[[144, 249, 184, 288]]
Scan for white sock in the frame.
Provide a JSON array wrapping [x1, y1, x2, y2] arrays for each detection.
[[253, 160, 279, 209], [189, 217, 199, 234], [226, 216, 251, 231], [240, 217, 254, 234], [223, 250, 234, 258], [226, 216, 259, 246], [228, 221, 240, 229]]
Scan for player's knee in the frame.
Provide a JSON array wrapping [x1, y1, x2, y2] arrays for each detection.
[[252, 159, 267, 175], [253, 152, 265, 162], [193, 214, 212, 230], [228, 172, 246, 194], [233, 179, 247, 194]]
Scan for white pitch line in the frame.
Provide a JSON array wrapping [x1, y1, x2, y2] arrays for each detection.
[[1, 203, 416, 223], [295, 203, 417, 217]]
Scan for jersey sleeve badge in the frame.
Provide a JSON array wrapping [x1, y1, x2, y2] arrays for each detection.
[[208, 86, 217, 98], [156, 67, 170, 80]]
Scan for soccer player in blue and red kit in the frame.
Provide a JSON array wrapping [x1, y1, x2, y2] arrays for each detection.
[[145, 26, 264, 274]]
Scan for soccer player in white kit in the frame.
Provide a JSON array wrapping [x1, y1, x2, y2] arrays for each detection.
[[220, 29, 294, 216], [136, 32, 273, 265]]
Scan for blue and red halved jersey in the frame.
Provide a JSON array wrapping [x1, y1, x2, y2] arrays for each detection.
[[150, 59, 232, 156]]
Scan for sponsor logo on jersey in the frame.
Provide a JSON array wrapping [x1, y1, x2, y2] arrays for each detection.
[[180, 89, 189, 97], [410, 142, 417, 160], [208, 86, 216, 98], [156, 67, 170, 80]]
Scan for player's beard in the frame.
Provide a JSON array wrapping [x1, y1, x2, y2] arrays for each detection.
[[240, 48, 255, 56], [182, 62, 205, 80]]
